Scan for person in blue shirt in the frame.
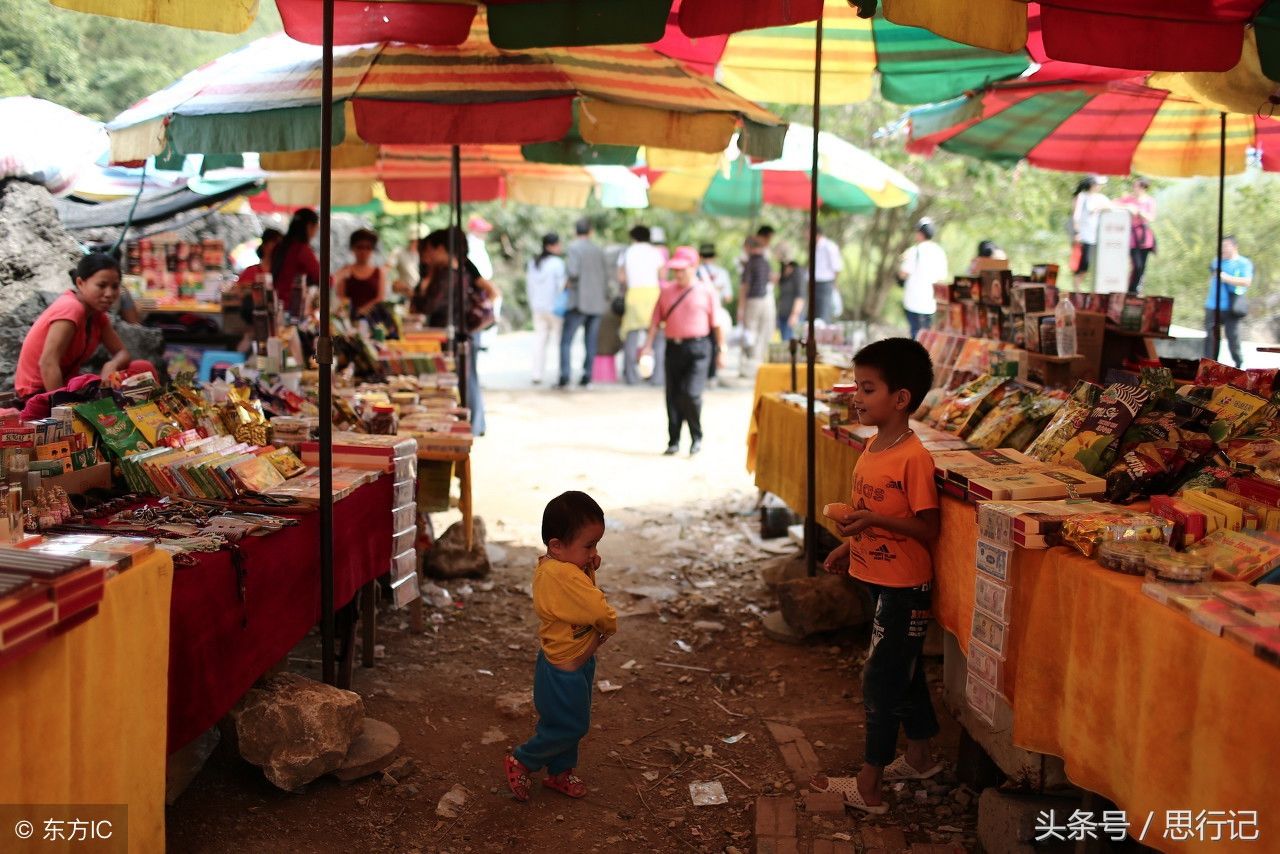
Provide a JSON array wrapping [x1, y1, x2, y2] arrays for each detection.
[[1204, 235, 1253, 367]]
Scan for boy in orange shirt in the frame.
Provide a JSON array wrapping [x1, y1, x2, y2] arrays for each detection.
[[504, 491, 616, 802], [814, 338, 942, 815]]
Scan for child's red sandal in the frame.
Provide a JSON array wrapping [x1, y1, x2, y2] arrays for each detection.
[[543, 770, 587, 798], [504, 755, 532, 802]]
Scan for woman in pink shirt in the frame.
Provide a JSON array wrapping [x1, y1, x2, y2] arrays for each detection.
[[1119, 177, 1157, 295], [15, 253, 151, 400], [639, 246, 724, 457]]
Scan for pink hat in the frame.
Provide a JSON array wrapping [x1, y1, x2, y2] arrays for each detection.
[[467, 214, 493, 234], [666, 245, 699, 271]]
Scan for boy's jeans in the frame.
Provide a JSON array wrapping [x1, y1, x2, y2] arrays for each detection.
[[862, 581, 940, 767], [514, 652, 595, 775]]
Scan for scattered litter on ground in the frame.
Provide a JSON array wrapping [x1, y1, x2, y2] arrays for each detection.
[[479, 727, 507, 745], [620, 659, 637, 670], [720, 732, 746, 744], [597, 680, 623, 694], [476, 669, 494, 676], [688, 781, 728, 806], [672, 640, 694, 654], [435, 784, 468, 818]]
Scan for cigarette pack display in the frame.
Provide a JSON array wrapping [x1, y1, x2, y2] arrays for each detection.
[[976, 538, 1012, 583], [965, 674, 999, 727], [1181, 490, 1249, 532], [1024, 312, 1052, 354], [392, 526, 417, 555], [389, 548, 417, 583], [1214, 584, 1280, 616], [1142, 296, 1174, 335], [971, 608, 1008, 656], [0, 588, 54, 649], [966, 640, 1005, 695], [390, 571, 420, 609], [1141, 578, 1217, 607], [980, 270, 1013, 306], [392, 478, 415, 507], [1222, 625, 1280, 667], [392, 503, 416, 531], [1188, 599, 1270, 636], [0, 549, 90, 578], [974, 573, 1011, 621]]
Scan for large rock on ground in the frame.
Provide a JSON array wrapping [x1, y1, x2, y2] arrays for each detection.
[[775, 574, 873, 637], [0, 180, 81, 389], [424, 516, 491, 580], [230, 672, 365, 791]]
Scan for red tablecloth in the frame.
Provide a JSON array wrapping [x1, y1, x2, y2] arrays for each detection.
[[167, 476, 393, 752]]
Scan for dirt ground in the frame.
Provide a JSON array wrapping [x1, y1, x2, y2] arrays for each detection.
[[166, 380, 975, 854]]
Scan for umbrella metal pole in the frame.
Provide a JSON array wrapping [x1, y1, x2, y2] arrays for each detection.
[[318, 0, 336, 686], [451, 145, 468, 410], [804, 14, 824, 577], [1213, 111, 1226, 361]]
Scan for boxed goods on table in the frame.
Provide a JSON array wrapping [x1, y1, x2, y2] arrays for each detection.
[[1106, 294, 1147, 331], [1184, 529, 1280, 583], [965, 467, 1107, 502], [1216, 584, 1280, 616], [933, 448, 1042, 493], [977, 499, 1115, 549], [1150, 495, 1209, 546], [1223, 625, 1280, 667], [1096, 540, 1175, 576]]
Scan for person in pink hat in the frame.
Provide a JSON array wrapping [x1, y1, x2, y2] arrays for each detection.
[[640, 246, 723, 456], [467, 214, 495, 281]]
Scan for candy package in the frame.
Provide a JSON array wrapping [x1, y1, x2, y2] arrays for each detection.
[[1185, 529, 1280, 583], [1223, 438, 1280, 483], [1103, 403, 1216, 502], [1195, 359, 1248, 389], [74, 398, 151, 457], [220, 385, 272, 446], [1002, 392, 1067, 452], [1061, 511, 1173, 558], [1052, 383, 1151, 474], [929, 375, 1009, 437], [1025, 381, 1101, 461], [965, 386, 1028, 450]]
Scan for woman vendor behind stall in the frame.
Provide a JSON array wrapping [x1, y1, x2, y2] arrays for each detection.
[[271, 208, 321, 315], [15, 253, 154, 400]]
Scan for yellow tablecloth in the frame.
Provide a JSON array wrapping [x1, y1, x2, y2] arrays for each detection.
[[752, 393, 1279, 852], [746, 362, 842, 473], [0, 552, 173, 854]]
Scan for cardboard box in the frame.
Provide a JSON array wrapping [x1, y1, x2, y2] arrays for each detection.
[[43, 462, 113, 495]]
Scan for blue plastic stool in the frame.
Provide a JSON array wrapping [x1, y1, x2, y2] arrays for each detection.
[[198, 349, 246, 382]]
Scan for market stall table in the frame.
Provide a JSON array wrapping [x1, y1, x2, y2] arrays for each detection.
[[0, 551, 174, 854], [747, 362, 842, 472], [751, 392, 1279, 851], [166, 475, 393, 753]]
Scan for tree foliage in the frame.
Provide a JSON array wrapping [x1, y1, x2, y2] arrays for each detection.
[[0, 0, 280, 121]]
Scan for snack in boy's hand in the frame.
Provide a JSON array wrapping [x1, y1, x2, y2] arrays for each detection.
[[823, 503, 857, 524]]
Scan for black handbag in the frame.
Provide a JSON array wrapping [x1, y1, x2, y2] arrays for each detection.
[[611, 295, 626, 316], [1228, 288, 1249, 319]]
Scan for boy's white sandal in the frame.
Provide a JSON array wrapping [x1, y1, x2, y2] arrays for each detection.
[[883, 755, 944, 781], [812, 776, 889, 816]]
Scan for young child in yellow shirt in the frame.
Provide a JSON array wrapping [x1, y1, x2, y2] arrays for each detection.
[[504, 491, 616, 802]]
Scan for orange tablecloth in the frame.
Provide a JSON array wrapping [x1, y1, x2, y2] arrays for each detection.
[[753, 393, 1279, 852], [746, 363, 842, 473], [0, 552, 174, 854]]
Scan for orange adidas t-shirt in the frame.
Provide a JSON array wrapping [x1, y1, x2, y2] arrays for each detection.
[[847, 433, 939, 588]]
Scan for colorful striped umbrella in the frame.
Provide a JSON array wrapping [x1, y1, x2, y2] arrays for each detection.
[[50, 0, 826, 48], [652, 0, 1033, 106], [106, 27, 784, 164], [883, 1, 1280, 76], [906, 79, 1280, 177], [263, 144, 648, 208], [642, 124, 918, 216]]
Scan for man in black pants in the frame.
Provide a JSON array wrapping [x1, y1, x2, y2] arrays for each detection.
[[640, 247, 724, 456]]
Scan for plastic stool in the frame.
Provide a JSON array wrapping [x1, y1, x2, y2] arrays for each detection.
[[591, 354, 618, 384], [198, 349, 246, 382]]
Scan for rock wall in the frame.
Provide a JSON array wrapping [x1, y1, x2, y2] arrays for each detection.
[[0, 179, 83, 390]]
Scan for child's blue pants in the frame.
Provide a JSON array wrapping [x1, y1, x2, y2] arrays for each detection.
[[513, 652, 595, 775]]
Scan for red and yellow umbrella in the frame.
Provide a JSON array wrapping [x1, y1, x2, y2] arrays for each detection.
[[907, 78, 1280, 177], [106, 25, 784, 163], [51, 0, 826, 48]]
